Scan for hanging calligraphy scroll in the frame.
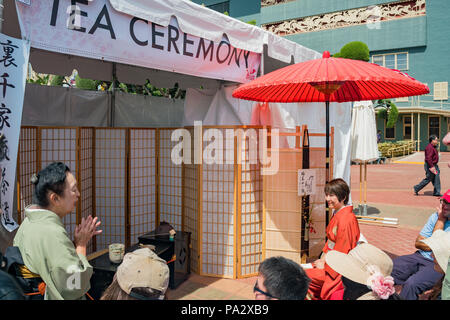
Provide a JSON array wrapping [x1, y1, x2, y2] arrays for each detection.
[[0, 33, 30, 232]]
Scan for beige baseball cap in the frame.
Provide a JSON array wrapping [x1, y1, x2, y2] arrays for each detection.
[[116, 248, 170, 298]]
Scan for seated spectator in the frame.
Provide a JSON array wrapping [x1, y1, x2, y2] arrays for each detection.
[[420, 229, 450, 299], [306, 178, 360, 300], [390, 190, 450, 300], [100, 248, 169, 300], [325, 243, 400, 300], [254, 256, 310, 300], [13, 162, 101, 299]]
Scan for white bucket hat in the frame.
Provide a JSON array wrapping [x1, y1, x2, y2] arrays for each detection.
[[116, 248, 170, 299], [325, 243, 395, 299], [421, 229, 450, 272]]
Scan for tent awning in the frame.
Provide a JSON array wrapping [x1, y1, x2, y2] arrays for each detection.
[[108, 0, 320, 64], [3, 0, 320, 87]]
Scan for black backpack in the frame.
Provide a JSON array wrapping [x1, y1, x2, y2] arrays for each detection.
[[0, 250, 26, 300], [1, 247, 43, 300]]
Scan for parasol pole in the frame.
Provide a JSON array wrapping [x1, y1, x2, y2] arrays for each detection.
[[325, 100, 330, 183], [359, 162, 362, 205], [325, 100, 330, 225], [364, 161, 367, 205]]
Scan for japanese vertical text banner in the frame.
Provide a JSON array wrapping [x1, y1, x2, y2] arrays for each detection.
[[0, 33, 30, 232]]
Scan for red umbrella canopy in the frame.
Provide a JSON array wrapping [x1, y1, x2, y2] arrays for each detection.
[[232, 51, 429, 103]]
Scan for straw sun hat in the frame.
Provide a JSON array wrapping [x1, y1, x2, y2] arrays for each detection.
[[325, 243, 395, 299], [421, 229, 450, 272]]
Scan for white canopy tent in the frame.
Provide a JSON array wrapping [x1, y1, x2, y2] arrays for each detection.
[[183, 86, 354, 190], [3, 0, 352, 186], [4, 0, 320, 87], [1, 0, 356, 266]]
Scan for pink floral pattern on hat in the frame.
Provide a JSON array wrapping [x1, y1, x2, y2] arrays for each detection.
[[366, 266, 395, 299]]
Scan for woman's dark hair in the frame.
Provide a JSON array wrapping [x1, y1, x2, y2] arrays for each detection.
[[258, 256, 311, 300], [324, 178, 350, 205], [31, 162, 70, 207], [342, 276, 401, 300], [100, 276, 166, 300], [429, 135, 438, 143]]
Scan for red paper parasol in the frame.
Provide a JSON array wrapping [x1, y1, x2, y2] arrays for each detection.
[[233, 51, 429, 223]]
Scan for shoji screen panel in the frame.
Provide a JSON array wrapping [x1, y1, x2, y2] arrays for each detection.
[[79, 127, 95, 255], [238, 128, 263, 278], [17, 127, 38, 223], [129, 129, 157, 244], [158, 129, 183, 230], [264, 145, 303, 264], [95, 128, 127, 250], [201, 127, 235, 278], [40, 127, 78, 238]]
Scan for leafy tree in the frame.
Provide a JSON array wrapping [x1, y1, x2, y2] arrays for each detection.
[[75, 74, 99, 90], [27, 73, 50, 85], [50, 75, 65, 86], [375, 99, 399, 128], [333, 42, 397, 128], [333, 41, 370, 61]]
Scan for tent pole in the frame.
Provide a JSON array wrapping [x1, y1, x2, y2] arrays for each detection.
[[364, 162, 367, 204], [110, 63, 116, 127], [261, 49, 265, 76], [359, 162, 362, 205], [0, 0, 3, 33]]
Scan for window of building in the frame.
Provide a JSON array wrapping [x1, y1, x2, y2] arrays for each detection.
[[385, 119, 395, 140], [371, 52, 408, 70], [428, 116, 440, 138], [395, 96, 409, 102], [403, 115, 412, 140], [433, 82, 448, 101], [207, 1, 230, 14]]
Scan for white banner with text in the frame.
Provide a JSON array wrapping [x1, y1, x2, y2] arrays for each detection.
[[16, 0, 261, 83]]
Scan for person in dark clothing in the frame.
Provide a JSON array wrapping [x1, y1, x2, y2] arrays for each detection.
[[254, 256, 310, 300], [414, 135, 441, 197], [0, 270, 26, 300], [0, 253, 26, 300]]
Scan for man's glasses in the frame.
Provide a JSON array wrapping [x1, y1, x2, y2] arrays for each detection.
[[253, 282, 278, 299]]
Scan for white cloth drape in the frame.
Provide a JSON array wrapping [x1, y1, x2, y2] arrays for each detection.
[[351, 101, 379, 163]]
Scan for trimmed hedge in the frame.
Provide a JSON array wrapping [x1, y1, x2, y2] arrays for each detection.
[[378, 140, 415, 157]]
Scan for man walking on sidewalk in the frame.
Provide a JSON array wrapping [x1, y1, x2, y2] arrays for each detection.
[[414, 135, 442, 197]]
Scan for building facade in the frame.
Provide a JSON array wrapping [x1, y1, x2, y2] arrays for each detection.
[[193, 0, 450, 151]]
